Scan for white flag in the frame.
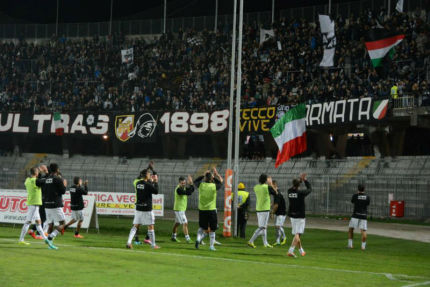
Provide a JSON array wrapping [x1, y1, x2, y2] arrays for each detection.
[[260, 29, 275, 45], [277, 41, 282, 51], [396, 0, 404, 12], [319, 15, 336, 67], [121, 48, 134, 64]]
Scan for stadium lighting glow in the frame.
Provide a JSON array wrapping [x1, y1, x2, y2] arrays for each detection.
[[102, 134, 109, 140]]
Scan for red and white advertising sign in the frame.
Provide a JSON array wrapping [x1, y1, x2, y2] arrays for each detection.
[[0, 190, 97, 229], [223, 169, 233, 237], [0, 190, 164, 226]]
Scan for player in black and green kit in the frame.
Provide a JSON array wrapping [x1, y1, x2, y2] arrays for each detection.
[[248, 174, 277, 248], [18, 167, 57, 250], [171, 175, 194, 243], [194, 167, 223, 251]]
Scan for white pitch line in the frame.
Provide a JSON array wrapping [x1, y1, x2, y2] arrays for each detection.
[[1, 237, 427, 283], [402, 281, 430, 287]]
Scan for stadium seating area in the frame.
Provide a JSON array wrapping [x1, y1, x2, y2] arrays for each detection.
[[0, 9, 429, 112], [0, 153, 429, 218]]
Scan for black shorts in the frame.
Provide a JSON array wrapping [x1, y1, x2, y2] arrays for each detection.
[[199, 210, 218, 231]]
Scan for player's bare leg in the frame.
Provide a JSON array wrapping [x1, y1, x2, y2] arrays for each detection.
[[348, 227, 354, 248], [64, 219, 77, 230], [48, 220, 66, 240], [74, 220, 84, 238], [183, 223, 192, 242], [172, 222, 181, 242], [288, 234, 301, 257], [360, 230, 367, 250]]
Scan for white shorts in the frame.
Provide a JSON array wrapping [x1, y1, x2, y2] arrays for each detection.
[[257, 211, 270, 228], [25, 205, 41, 223], [291, 218, 306, 235], [174, 211, 188, 224], [45, 207, 66, 224], [72, 210, 84, 221], [349, 218, 367, 231], [133, 210, 155, 226], [275, 215, 286, 227]]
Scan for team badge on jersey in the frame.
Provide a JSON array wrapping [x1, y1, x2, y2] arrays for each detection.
[[115, 115, 135, 142]]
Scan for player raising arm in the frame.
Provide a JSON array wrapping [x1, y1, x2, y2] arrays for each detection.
[[194, 167, 223, 251], [271, 180, 287, 246], [171, 175, 194, 243], [18, 167, 57, 249], [44, 163, 67, 243], [126, 169, 159, 249], [287, 173, 311, 258], [63, 177, 88, 238], [248, 174, 277, 248]]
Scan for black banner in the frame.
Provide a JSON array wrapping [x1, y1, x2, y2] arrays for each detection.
[[0, 97, 389, 139]]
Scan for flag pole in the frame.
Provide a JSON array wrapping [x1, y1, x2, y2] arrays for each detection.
[[227, 0, 237, 173], [163, 0, 167, 34], [56, 0, 59, 36], [109, 0, 113, 35], [272, 0, 275, 24], [232, 0, 243, 238], [328, 0, 331, 15], [388, 0, 391, 16], [214, 0, 218, 32]]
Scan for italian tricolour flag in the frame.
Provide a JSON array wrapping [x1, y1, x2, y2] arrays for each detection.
[[270, 103, 307, 168], [53, 112, 64, 136], [365, 29, 404, 68]]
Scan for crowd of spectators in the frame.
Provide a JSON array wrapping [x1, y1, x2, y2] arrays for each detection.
[[0, 7, 429, 113]]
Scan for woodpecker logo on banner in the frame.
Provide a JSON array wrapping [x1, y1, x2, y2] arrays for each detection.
[[223, 169, 233, 237], [319, 15, 336, 67]]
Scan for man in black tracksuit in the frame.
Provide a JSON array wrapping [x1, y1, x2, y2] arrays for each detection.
[[43, 163, 67, 242], [348, 184, 370, 250], [126, 168, 159, 249], [64, 177, 88, 238], [287, 173, 312, 258]]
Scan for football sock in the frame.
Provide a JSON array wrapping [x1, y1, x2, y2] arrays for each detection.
[[148, 230, 156, 247], [36, 224, 47, 240], [262, 228, 268, 245], [185, 234, 190, 241], [172, 233, 177, 239], [299, 247, 305, 254], [280, 227, 286, 240], [134, 236, 139, 242], [43, 223, 49, 233], [19, 223, 31, 241], [249, 227, 262, 243], [49, 229, 59, 240], [275, 228, 281, 243], [196, 228, 204, 243], [209, 232, 216, 248], [127, 226, 137, 245], [361, 242, 366, 249], [288, 247, 295, 254], [348, 239, 353, 247]]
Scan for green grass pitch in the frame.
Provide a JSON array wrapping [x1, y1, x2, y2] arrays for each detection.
[[0, 217, 429, 287]]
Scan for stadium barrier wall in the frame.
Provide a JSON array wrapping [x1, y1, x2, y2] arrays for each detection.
[[1, 170, 428, 220]]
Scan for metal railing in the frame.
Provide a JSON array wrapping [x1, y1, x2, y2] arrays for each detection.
[[0, 0, 426, 39], [1, 170, 429, 219], [393, 96, 416, 109]]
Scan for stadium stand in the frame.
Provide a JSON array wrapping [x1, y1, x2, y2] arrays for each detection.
[[1, 9, 429, 113]]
